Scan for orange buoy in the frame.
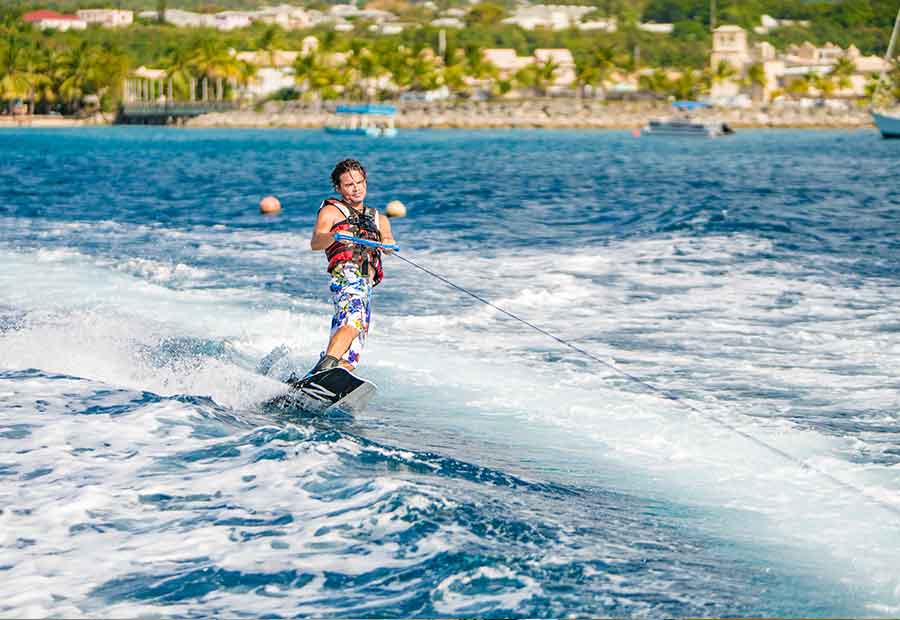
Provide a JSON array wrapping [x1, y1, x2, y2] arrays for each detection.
[[631, 128, 641, 138], [385, 200, 407, 218], [259, 195, 282, 215]]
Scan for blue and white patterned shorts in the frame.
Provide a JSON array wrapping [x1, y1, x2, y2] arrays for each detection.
[[326, 263, 372, 368]]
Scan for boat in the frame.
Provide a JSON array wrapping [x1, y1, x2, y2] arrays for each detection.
[[872, 110, 900, 138], [870, 7, 900, 138], [641, 101, 735, 138], [325, 104, 397, 137]]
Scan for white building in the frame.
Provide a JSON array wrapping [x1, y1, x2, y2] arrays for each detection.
[[431, 17, 464, 28], [253, 5, 312, 30], [501, 5, 594, 30], [482, 49, 534, 76], [213, 11, 253, 31], [22, 10, 87, 31], [639, 22, 674, 34], [76, 9, 133, 28], [137, 9, 253, 30], [754, 14, 810, 35], [150, 9, 214, 28], [370, 23, 407, 35], [578, 17, 617, 32]]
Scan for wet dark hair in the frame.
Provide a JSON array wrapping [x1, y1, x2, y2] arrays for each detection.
[[331, 159, 367, 189]]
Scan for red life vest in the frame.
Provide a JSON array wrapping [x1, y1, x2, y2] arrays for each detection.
[[321, 198, 384, 286]]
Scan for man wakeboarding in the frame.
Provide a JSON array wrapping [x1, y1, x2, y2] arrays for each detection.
[[306, 158, 397, 376]]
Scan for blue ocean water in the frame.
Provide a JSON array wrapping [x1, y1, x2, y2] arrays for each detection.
[[1, 127, 899, 617]]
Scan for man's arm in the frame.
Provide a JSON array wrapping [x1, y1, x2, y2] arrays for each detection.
[[310, 205, 343, 251], [378, 213, 396, 251]]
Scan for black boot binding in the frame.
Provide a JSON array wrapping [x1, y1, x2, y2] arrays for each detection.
[[308, 354, 340, 376]]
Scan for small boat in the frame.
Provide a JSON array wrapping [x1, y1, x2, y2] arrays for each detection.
[[872, 110, 900, 138], [641, 101, 735, 138], [870, 7, 900, 138], [325, 104, 397, 137]]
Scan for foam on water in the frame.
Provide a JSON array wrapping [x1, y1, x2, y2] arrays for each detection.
[[2, 230, 899, 613]]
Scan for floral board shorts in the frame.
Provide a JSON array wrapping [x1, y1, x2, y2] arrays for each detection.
[[325, 263, 372, 368]]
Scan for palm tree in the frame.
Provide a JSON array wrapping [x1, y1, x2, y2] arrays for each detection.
[[745, 62, 766, 102], [574, 61, 599, 99], [638, 68, 671, 97], [189, 37, 242, 100], [254, 25, 286, 68], [709, 59, 737, 88], [812, 72, 836, 98], [534, 58, 559, 96], [294, 51, 345, 100], [410, 49, 441, 92], [162, 44, 197, 100], [672, 68, 705, 100], [0, 35, 31, 113], [513, 64, 539, 96], [829, 56, 855, 94], [785, 75, 811, 99], [56, 41, 100, 113], [464, 45, 497, 87]]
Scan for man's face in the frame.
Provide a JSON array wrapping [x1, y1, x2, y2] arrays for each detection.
[[338, 170, 367, 205]]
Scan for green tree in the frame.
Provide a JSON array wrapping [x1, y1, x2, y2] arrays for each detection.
[[0, 35, 32, 111], [672, 67, 705, 99], [709, 59, 737, 86], [254, 25, 286, 67], [465, 3, 506, 27], [534, 57, 558, 96], [745, 61, 766, 101], [638, 68, 672, 96], [161, 43, 197, 100], [811, 71, 836, 97], [785, 74, 811, 98], [830, 55, 855, 93], [294, 51, 345, 100]]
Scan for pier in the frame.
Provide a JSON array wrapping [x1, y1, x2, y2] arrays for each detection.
[[117, 74, 237, 125]]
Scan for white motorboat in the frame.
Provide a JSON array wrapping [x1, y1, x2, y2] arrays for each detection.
[[642, 117, 734, 137], [641, 100, 735, 138]]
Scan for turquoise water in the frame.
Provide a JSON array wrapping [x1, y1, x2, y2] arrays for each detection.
[[1, 127, 899, 617]]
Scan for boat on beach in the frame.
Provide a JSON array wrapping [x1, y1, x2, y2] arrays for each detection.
[[325, 104, 398, 137], [641, 101, 734, 138], [870, 7, 900, 138]]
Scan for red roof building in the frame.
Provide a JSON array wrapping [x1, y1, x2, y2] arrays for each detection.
[[23, 10, 87, 30]]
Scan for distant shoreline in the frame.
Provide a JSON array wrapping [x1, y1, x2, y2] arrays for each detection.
[[184, 100, 876, 130], [1, 101, 877, 130]]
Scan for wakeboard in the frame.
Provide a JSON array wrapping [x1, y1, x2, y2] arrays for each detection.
[[266, 367, 377, 416]]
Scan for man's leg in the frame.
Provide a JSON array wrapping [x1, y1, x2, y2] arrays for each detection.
[[325, 325, 361, 371], [312, 264, 370, 374]]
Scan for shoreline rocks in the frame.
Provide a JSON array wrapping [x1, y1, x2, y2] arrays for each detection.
[[185, 99, 875, 130]]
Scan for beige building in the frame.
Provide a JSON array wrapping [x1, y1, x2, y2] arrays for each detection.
[[482, 48, 576, 93], [710, 24, 892, 102]]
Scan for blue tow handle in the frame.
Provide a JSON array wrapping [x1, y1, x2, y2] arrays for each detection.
[[334, 233, 400, 252]]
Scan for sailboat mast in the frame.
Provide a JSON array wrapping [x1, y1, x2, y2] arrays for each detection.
[[874, 6, 900, 102]]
